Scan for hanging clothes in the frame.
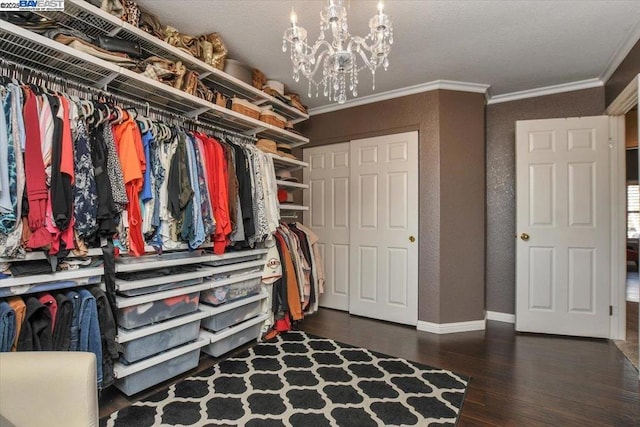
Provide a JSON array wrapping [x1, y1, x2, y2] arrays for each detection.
[[113, 112, 146, 256], [0, 301, 15, 352], [53, 291, 72, 351], [6, 296, 25, 352], [72, 120, 99, 240], [17, 296, 53, 351], [23, 87, 51, 250]]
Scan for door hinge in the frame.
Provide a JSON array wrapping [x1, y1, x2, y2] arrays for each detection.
[[609, 305, 613, 316], [608, 137, 614, 149]]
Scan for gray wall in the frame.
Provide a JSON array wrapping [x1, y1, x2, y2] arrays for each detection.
[[606, 39, 640, 106], [485, 88, 605, 314], [299, 90, 486, 324], [299, 36, 639, 320]]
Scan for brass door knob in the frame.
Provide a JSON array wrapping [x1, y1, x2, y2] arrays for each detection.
[[409, 236, 416, 243], [520, 233, 530, 241]]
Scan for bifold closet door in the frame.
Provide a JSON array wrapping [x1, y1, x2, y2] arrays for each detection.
[[349, 132, 419, 325], [304, 143, 351, 311]]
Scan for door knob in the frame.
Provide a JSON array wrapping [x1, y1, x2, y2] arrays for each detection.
[[520, 233, 530, 241], [409, 236, 416, 243]]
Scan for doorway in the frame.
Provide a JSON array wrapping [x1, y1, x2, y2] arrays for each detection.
[[621, 107, 639, 368], [303, 131, 419, 326], [606, 74, 640, 373]]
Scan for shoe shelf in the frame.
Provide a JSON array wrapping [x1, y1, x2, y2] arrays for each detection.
[[36, 0, 309, 123], [0, 20, 309, 146]]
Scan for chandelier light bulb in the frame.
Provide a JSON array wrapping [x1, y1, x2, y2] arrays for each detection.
[[283, 0, 393, 104]]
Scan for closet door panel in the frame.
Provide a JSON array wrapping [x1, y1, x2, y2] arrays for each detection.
[[349, 132, 419, 326], [304, 143, 350, 311]]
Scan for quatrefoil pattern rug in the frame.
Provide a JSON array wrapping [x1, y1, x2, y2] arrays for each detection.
[[102, 331, 469, 426]]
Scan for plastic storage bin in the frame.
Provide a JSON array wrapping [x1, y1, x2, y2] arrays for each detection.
[[114, 339, 205, 396], [116, 291, 200, 330], [118, 277, 203, 297], [201, 299, 262, 332], [119, 318, 201, 363], [201, 316, 266, 357], [200, 276, 261, 306]]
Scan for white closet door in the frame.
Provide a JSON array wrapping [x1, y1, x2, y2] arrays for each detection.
[[516, 116, 611, 338], [304, 143, 351, 311], [349, 132, 419, 325]]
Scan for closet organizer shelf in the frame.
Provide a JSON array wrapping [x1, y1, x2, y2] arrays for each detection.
[[269, 153, 309, 170], [113, 336, 209, 378], [201, 289, 268, 315], [36, 0, 309, 123], [200, 313, 269, 358], [0, 19, 309, 146], [116, 272, 264, 308], [115, 309, 211, 344], [276, 180, 309, 189], [115, 248, 268, 273], [0, 267, 104, 288], [0, 248, 103, 263], [279, 204, 309, 211]]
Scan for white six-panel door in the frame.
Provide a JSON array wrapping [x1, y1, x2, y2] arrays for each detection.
[[349, 132, 419, 325], [304, 143, 351, 311], [516, 116, 611, 338]]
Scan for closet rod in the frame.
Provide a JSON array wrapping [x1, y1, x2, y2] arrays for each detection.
[[0, 58, 257, 143]]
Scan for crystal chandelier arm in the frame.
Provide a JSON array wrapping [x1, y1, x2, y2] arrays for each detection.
[[348, 36, 383, 70], [303, 48, 332, 81]]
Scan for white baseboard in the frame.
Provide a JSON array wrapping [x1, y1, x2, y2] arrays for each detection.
[[486, 311, 516, 324], [416, 319, 486, 334]]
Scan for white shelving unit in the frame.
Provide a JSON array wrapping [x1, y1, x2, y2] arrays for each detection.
[[279, 204, 310, 211], [0, 0, 310, 146], [276, 180, 309, 189], [0, 0, 313, 395], [111, 248, 269, 395], [270, 154, 310, 214]]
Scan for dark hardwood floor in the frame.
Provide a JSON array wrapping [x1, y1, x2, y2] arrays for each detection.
[[301, 309, 640, 426], [100, 308, 640, 426]]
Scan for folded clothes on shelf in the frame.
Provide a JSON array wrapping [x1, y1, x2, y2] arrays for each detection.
[[53, 34, 138, 65]]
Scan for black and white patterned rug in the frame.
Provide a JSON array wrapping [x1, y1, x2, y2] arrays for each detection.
[[102, 331, 469, 426]]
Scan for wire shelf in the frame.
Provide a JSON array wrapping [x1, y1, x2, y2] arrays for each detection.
[[0, 19, 309, 144], [37, 0, 309, 122]]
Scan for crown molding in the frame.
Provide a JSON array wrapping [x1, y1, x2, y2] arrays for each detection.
[[606, 74, 639, 115], [599, 20, 640, 84], [487, 78, 603, 105], [308, 80, 490, 116]]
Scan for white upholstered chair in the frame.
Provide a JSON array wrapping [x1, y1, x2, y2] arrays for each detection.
[[0, 352, 99, 427]]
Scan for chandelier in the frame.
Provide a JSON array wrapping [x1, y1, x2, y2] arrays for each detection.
[[282, 0, 393, 104]]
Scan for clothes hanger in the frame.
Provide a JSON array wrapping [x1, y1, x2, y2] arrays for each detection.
[[126, 107, 138, 121], [137, 115, 151, 133]]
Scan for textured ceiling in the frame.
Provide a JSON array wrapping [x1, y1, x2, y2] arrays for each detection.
[[135, 0, 640, 111]]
